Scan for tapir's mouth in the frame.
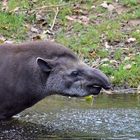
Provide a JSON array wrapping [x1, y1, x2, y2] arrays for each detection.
[[89, 67, 111, 94], [87, 84, 111, 95]]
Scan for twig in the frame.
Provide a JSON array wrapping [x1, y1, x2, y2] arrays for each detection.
[[92, 58, 104, 68], [93, 61, 104, 68], [50, 7, 59, 31]]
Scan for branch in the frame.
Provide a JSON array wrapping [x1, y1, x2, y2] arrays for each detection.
[[50, 7, 59, 31]]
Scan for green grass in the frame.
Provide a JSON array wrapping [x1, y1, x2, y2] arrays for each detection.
[[0, 12, 26, 40], [100, 54, 140, 87], [120, 0, 138, 6], [113, 54, 140, 87], [7, 0, 29, 10], [0, 0, 140, 88], [114, 49, 123, 60]]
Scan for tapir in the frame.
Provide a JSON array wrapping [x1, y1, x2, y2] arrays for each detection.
[[0, 40, 111, 120]]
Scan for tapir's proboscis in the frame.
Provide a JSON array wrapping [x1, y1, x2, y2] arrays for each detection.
[[0, 41, 111, 120]]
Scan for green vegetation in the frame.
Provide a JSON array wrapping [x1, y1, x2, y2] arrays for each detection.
[[120, 0, 138, 6], [0, 0, 140, 88], [113, 54, 140, 87], [0, 12, 26, 39]]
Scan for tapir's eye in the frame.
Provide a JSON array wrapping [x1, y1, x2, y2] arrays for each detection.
[[71, 71, 79, 76]]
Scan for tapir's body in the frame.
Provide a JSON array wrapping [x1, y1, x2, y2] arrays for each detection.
[[0, 41, 111, 120]]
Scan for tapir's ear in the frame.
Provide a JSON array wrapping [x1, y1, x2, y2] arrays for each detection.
[[36, 57, 55, 72]]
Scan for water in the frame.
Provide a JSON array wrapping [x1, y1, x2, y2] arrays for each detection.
[[1, 94, 140, 139]]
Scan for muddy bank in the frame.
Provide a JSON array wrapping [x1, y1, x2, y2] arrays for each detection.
[[101, 86, 140, 94]]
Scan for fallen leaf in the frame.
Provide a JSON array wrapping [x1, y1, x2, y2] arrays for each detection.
[[136, 30, 140, 33], [122, 47, 129, 51], [100, 1, 114, 11], [113, 3, 127, 15], [79, 16, 89, 24], [127, 37, 136, 43], [36, 13, 48, 26], [66, 15, 89, 25], [40, 31, 48, 39], [73, 3, 88, 15], [137, 85, 140, 94], [105, 41, 112, 49], [85, 95, 94, 103], [101, 58, 109, 63], [2, 0, 8, 11], [65, 16, 75, 21], [128, 19, 140, 26], [32, 35, 42, 40], [89, 51, 96, 58], [110, 60, 118, 64], [24, 24, 31, 31], [102, 64, 109, 67], [0, 36, 6, 44], [110, 76, 115, 81], [73, 9, 86, 15], [9, 7, 20, 13], [91, 5, 96, 9], [4, 40, 14, 44], [31, 27, 39, 33], [46, 29, 54, 35], [124, 56, 130, 61], [123, 64, 132, 70]]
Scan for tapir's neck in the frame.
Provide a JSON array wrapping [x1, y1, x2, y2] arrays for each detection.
[[26, 63, 50, 102]]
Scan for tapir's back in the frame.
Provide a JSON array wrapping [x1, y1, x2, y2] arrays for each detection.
[[0, 41, 78, 61]]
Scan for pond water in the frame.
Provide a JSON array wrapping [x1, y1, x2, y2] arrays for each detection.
[[1, 94, 140, 139]]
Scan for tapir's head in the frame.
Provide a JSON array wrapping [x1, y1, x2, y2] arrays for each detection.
[[36, 45, 111, 97]]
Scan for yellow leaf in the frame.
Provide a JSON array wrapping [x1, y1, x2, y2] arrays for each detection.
[[85, 95, 93, 103]]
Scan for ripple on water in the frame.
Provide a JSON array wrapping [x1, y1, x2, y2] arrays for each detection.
[[1, 94, 140, 139], [17, 108, 140, 139]]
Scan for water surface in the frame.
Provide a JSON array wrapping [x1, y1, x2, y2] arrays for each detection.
[[1, 94, 140, 139]]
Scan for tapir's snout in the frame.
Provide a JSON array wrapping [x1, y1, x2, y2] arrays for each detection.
[[85, 67, 111, 95], [92, 68, 111, 90]]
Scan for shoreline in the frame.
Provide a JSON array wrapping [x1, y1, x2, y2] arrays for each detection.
[[101, 87, 140, 94]]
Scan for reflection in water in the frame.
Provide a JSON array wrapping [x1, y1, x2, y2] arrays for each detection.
[[0, 94, 140, 139]]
